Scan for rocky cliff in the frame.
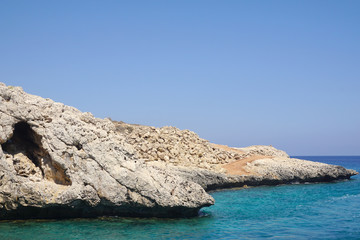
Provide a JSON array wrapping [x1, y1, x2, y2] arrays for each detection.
[[0, 83, 357, 220], [113, 122, 288, 172], [114, 122, 358, 190], [0, 83, 213, 219]]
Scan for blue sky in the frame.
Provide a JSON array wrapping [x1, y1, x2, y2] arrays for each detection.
[[1, 0, 359, 155]]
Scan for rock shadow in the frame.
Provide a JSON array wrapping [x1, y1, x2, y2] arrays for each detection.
[[1, 121, 71, 185]]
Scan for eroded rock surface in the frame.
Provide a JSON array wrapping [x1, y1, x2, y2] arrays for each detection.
[[0, 82, 357, 220], [113, 121, 249, 172], [0, 83, 213, 219], [114, 121, 358, 191], [237, 145, 289, 158], [147, 157, 358, 191]]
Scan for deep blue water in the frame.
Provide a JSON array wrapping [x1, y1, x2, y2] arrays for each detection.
[[0, 156, 359, 239]]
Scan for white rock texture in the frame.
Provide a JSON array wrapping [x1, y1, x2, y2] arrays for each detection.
[[237, 145, 289, 158], [244, 157, 358, 182], [113, 121, 246, 172], [0, 83, 213, 219], [0, 82, 357, 220], [114, 120, 357, 191]]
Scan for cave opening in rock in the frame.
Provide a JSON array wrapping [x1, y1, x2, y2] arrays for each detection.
[[1, 121, 71, 185], [2, 122, 42, 167]]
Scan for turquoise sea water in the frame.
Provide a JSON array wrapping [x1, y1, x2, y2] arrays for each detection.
[[0, 156, 359, 240]]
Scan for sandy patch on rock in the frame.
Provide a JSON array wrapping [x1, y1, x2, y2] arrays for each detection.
[[222, 155, 273, 176]]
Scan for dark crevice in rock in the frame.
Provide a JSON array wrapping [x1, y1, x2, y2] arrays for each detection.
[[1, 121, 72, 185], [2, 94, 11, 101], [75, 142, 82, 150]]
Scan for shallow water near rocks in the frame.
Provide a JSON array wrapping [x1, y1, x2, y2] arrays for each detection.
[[1, 156, 359, 239]]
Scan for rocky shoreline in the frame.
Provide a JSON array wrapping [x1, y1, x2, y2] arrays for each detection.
[[113, 121, 357, 190], [0, 83, 358, 219]]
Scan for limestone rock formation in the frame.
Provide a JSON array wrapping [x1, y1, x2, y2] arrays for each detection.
[[0, 82, 357, 220], [146, 157, 357, 191], [114, 121, 358, 191], [244, 157, 358, 182], [237, 145, 289, 158], [0, 83, 213, 219], [113, 121, 247, 172]]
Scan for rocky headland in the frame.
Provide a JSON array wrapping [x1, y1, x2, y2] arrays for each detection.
[[113, 121, 358, 190], [0, 83, 358, 219]]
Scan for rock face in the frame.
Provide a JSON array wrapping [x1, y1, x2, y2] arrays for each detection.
[[113, 121, 358, 191], [0, 82, 358, 220], [244, 157, 358, 182], [113, 121, 248, 172], [237, 145, 289, 158], [0, 83, 213, 219], [153, 158, 358, 191]]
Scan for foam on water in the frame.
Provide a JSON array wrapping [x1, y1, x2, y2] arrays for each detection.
[[328, 193, 360, 201], [0, 156, 359, 239]]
